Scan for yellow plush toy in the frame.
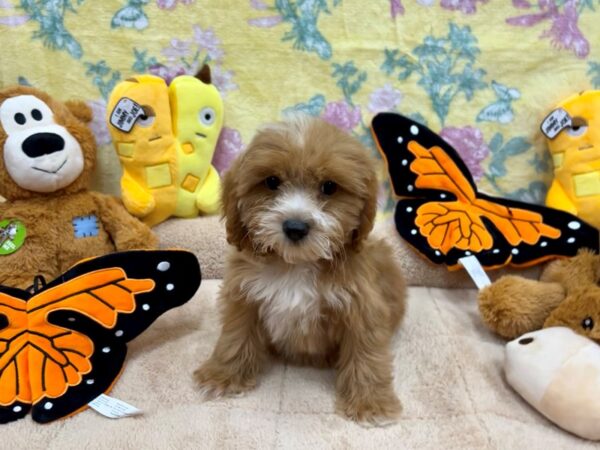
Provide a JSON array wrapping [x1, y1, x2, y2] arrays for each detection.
[[543, 90, 600, 229], [106, 65, 223, 226]]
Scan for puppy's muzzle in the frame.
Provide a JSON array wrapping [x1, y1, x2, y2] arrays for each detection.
[[282, 219, 310, 242]]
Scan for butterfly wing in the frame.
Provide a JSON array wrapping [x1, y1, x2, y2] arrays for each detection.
[[373, 112, 600, 269], [7, 249, 201, 424], [0, 286, 31, 423]]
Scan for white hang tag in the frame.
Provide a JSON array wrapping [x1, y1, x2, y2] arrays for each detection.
[[109, 97, 144, 132], [458, 255, 491, 290], [88, 394, 142, 419], [540, 108, 572, 139]]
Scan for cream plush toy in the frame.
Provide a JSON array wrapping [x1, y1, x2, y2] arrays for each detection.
[[505, 327, 600, 441]]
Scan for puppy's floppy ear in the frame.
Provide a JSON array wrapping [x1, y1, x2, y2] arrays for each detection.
[[351, 169, 378, 251], [65, 100, 93, 123], [221, 157, 249, 251]]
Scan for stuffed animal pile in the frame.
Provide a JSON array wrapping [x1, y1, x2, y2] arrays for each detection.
[[0, 86, 157, 289]]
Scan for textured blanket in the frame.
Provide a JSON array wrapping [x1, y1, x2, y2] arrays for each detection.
[[2, 0, 599, 221]]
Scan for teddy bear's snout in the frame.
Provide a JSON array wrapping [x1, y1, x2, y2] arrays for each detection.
[[22, 132, 65, 158]]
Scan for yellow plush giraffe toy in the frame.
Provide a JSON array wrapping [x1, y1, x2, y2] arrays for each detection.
[[106, 65, 223, 226], [543, 90, 600, 230]]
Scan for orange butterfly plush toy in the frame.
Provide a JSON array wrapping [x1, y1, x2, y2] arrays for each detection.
[[0, 249, 200, 424], [371, 113, 599, 270]]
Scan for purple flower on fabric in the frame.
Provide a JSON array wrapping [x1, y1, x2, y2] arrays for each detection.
[[192, 25, 224, 61], [507, 0, 590, 58], [512, 0, 532, 8], [321, 101, 362, 132], [390, 0, 405, 18], [148, 63, 187, 85], [161, 39, 191, 61], [250, 0, 269, 10], [87, 100, 111, 147], [368, 84, 403, 114], [211, 65, 238, 96], [439, 126, 489, 181], [156, 0, 194, 9], [212, 127, 244, 174], [440, 0, 489, 14]]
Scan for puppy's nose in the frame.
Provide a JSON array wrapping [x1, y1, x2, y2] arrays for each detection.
[[22, 133, 65, 158], [282, 219, 310, 242]]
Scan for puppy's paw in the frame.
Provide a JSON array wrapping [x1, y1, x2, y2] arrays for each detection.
[[193, 364, 257, 400], [337, 394, 401, 428]]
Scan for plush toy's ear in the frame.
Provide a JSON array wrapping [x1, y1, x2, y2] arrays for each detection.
[[195, 64, 212, 84], [544, 286, 600, 341], [65, 100, 93, 123]]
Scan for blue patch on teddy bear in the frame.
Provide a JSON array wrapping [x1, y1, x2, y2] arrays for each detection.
[[72, 215, 99, 238]]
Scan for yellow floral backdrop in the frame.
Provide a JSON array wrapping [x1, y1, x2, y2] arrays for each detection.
[[1, 0, 600, 219]]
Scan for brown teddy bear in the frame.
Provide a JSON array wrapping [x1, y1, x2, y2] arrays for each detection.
[[0, 86, 157, 288], [478, 249, 600, 340]]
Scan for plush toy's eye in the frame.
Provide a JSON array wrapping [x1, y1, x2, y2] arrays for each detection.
[[137, 106, 155, 128], [14, 113, 26, 125], [321, 180, 337, 196], [582, 316, 594, 330], [31, 109, 42, 121], [567, 117, 588, 137], [199, 107, 216, 126], [265, 176, 281, 191]]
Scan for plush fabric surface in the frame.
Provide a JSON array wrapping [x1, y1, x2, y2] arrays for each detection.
[[155, 216, 541, 287], [4, 280, 593, 449]]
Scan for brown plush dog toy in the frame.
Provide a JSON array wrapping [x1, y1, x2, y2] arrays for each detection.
[[0, 86, 157, 288], [478, 249, 600, 340]]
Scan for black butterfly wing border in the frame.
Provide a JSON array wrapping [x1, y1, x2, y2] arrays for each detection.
[[371, 112, 476, 201], [397, 195, 599, 270], [32, 249, 201, 423]]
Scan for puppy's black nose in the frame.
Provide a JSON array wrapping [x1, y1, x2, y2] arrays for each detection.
[[22, 133, 65, 158], [282, 219, 310, 242]]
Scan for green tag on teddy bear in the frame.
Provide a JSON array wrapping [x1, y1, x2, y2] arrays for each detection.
[[0, 219, 26, 255]]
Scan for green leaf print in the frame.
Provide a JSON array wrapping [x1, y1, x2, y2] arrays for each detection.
[[381, 23, 487, 125], [18, 0, 84, 59], [588, 61, 600, 88], [132, 48, 159, 73], [84, 61, 121, 100], [488, 133, 531, 178], [331, 61, 367, 105], [275, 0, 340, 60], [283, 94, 326, 116], [111, 0, 149, 30]]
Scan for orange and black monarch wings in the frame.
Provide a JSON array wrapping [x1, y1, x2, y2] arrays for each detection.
[[0, 250, 201, 424], [371, 112, 599, 269]]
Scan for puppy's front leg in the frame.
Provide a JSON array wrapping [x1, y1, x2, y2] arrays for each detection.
[[336, 291, 401, 426], [194, 292, 266, 398]]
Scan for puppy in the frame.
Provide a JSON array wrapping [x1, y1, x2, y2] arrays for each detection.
[[195, 116, 406, 425]]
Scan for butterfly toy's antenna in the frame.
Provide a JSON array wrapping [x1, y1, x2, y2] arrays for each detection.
[[27, 275, 47, 294]]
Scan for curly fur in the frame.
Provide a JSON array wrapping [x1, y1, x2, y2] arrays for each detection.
[[194, 117, 406, 426]]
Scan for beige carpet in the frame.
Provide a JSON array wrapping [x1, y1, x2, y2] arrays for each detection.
[[5, 281, 595, 449]]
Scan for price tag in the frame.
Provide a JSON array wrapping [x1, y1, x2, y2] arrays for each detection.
[[88, 394, 142, 419], [109, 97, 144, 133], [540, 108, 572, 139]]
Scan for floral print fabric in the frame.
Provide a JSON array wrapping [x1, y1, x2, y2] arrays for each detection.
[[1, 0, 599, 220]]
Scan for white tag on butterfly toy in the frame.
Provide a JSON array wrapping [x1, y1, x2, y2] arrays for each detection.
[[459, 255, 491, 290], [540, 108, 572, 139], [109, 97, 144, 133], [88, 394, 142, 419]]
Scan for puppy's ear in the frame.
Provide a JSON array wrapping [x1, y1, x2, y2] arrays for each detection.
[[221, 157, 248, 251], [351, 170, 378, 251]]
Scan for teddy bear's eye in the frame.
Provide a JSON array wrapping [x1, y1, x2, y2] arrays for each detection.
[[31, 109, 42, 121], [582, 316, 594, 330], [14, 113, 26, 125]]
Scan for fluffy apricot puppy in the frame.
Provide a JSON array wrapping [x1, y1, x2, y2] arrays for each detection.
[[195, 116, 406, 426]]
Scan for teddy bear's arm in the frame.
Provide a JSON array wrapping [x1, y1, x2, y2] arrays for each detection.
[[120, 173, 156, 218], [92, 192, 158, 250], [195, 165, 221, 215]]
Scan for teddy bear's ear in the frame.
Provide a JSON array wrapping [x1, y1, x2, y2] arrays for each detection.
[[544, 287, 600, 341], [65, 100, 93, 123]]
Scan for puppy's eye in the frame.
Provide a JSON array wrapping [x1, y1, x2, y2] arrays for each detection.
[[265, 176, 281, 190], [582, 316, 594, 330], [321, 180, 337, 196]]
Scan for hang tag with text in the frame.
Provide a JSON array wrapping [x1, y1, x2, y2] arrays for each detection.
[[109, 97, 144, 133], [459, 255, 491, 290], [88, 394, 142, 419], [540, 108, 572, 139]]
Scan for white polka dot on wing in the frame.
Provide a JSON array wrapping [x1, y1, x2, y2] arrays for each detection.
[[568, 221, 581, 230], [142, 304, 150, 311], [166, 283, 174, 291], [44, 402, 53, 410], [567, 237, 576, 244], [157, 261, 170, 272], [410, 125, 419, 135], [397, 136, 403, 144]]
